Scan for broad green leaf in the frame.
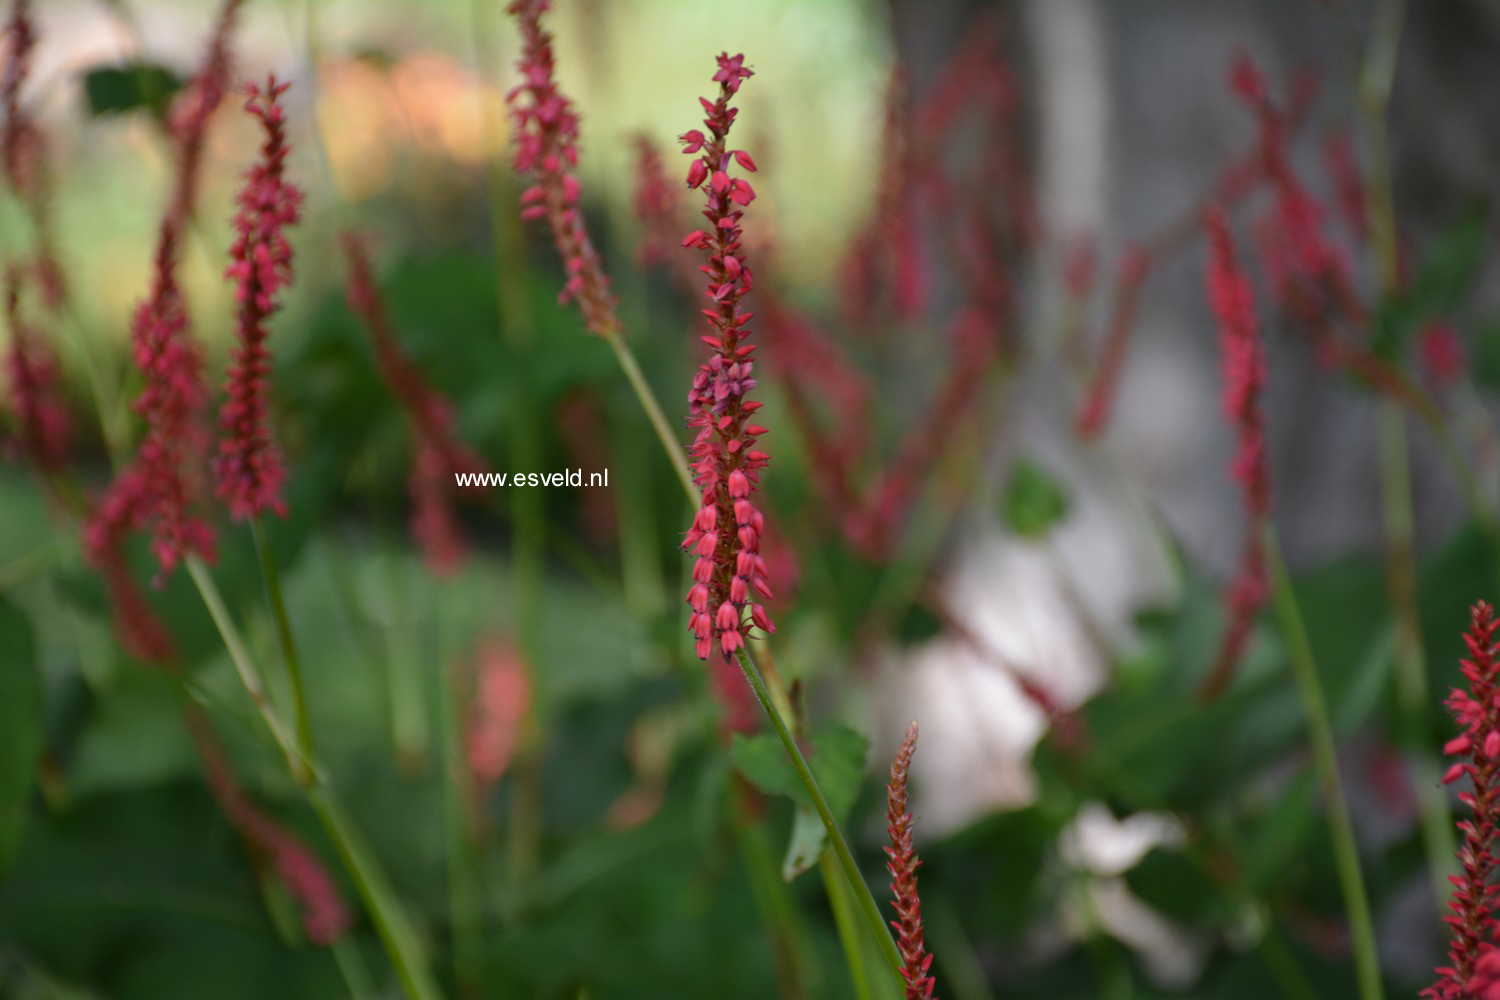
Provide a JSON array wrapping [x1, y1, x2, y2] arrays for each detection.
[[0, 598, 40, 873], [730, 722, 868, 825], [780, 804, 826, 881]]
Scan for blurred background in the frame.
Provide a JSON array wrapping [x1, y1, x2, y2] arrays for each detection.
[[2, 0, 1500, 997]]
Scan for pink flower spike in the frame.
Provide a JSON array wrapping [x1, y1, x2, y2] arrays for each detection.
[[214, 76, 302, 522], [887, 723, 937, 1000], [1426, 602, 1500, 998], [679, 52, 775, 673], [506, 0, 619, 339]]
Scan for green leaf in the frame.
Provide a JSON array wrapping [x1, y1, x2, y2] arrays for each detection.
[[0, 598, 40, 873], [780, 805, 826, 881], [80, 64, 182, 118], [1002, 459, 1070, 538], [729, 722, 868, 825]]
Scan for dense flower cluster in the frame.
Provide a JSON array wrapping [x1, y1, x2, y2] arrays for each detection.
[[680, 52, 774, 664], [1230, 53, 1352, 318], [215, 77, 302, 522], [1199, 206, 1270, 700], [1427, 602, 1500, 998], [506, 0, 618, 338], [342, 233, 489, 576], [89, 0, 245, 581], [886, 722, 936, 1000]]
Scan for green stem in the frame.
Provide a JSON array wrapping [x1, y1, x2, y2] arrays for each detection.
[[734, 789, 816, 1000], [186, 555, 307, 784], [732, 645, 906, 983], [309, 788, 444, 1000], [252, 517, 315, 762], [820, 852, 876, 1000], [1379, 405, 1455, 904], [0, 539, 65, 593], [187, 556, 444, 1000], [1356, 0, 1457, 911], [1262, 525, 1383, 1000], [605, 333, 698, 504], [330, 936, 376, 1000]]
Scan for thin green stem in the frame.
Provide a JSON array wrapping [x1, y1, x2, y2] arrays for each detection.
[[734, 789, 816, 1000], [732, 645, 906, 983], [252, 517, 315, 762], [187, 556, 444, 1000], [330, 936, 376, 1000], [605, 333, 698, 504], [1262, 525, 1383, 1000], [1380, 405, 1455, 904], [1356, 0, 1457, 911], [0, 539, 65, 593], [309, 788, 444, 1000], [820, 852, 876, 1000], [186, 555, 308, 784]]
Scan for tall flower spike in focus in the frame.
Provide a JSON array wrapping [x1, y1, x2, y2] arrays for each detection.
[[887, 722, 937, 1000], [1198, 206, 1271, 701], [215, 76, 302, 521], [506, 0, 619, 339], [1426, 601, 1500, 999], [679, 52, 775, 666]]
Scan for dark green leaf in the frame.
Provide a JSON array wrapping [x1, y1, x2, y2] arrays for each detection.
[[80, 64, 182, 118]]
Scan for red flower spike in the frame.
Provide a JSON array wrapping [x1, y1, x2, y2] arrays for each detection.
[[887, 722, 937, 1000], [506, 0, 619, 339], [1198, 207, 1271, 702], [2, 263, 69, 471], [214, 77, 301, 522], [89, 0, 244, 582], [1426, 602, 1500, 999], [679, 52, 776, 688], [342, 233, 490, 576]]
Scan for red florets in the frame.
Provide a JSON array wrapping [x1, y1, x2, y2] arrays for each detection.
[[506, 0, 618, 338], [1198, 206, 1271, 700], [886, 722, 936, 1000], [1426, 602, 1500, 998], [214, 76, 301, 522], [90, 0, 245, 582], [680, 54, 775, 670]]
